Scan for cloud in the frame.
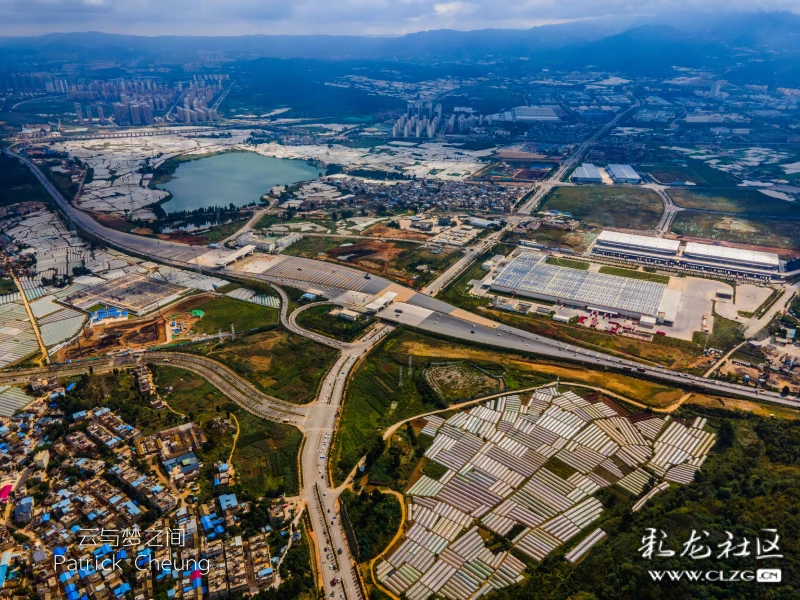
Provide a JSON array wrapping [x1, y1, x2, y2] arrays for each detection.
[[0, 0, 798, 36]]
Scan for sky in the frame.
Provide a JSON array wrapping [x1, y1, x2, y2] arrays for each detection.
[[0, 0, 798, 37]]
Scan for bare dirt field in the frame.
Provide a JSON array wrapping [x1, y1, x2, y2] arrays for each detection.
[[54, 315, 167, 361], [363, 224, 431, 242]]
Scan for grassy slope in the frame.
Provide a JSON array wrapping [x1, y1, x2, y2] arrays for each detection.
[[295, 304, 375, 342], [177, 328, 338, 404], [190, 296, 279, 335]]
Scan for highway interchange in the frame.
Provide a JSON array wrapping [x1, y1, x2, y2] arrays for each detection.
[[3, 140, 800, 600]]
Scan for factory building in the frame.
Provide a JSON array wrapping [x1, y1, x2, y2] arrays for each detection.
[[511, 106, 560, 122], [591, 231, 680, 266], [607, 164, 641, 184], [570, 164, 603, 184], [590, 231, 782, 281], [680, 243, 780, 280], [490, 251, 680, 323]]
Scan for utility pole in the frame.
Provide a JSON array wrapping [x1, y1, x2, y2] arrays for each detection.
[[230, 323, 235, 341]]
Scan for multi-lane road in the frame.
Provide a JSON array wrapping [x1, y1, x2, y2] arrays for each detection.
[[517, 98, 641, 215], [380, 305, 800, 409], [6, 135, 800, 600]]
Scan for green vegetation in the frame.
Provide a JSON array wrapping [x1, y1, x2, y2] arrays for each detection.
[[386, 244, 461, 289], [644, 165, 709, 186], [190, 296, 278, 335], [254, 213, 284, 230], [153, 366, 302, 499], [0, 153, 51, 207], [752, 287, 784, 319], [0, 279, 17, 296], [285, 235, 457, 288], [490, 408, 800, 600], [367, 423, 432, 491], [340, 489, 402, 562], [333, 331, 451, 483], [541, 186, 663, 230], [546, 256, 591, 270], [192, 219, 248, 244], [670, 187, 800, 217], [425, 361, 503, 402], [214, 282, 241, 294], [692, 308, 745, 352], [251, 521, 316, 600], [40, 161, 79, 200], [334, 329, 691, 484], [523, 228, 598, 253], [684, 157, 741, 187], [295, 304, 375, 342], [421, 458, 449, 480], [225, 57, 405, 119], [62, 367, 302, 499], [179, 328, 338, 404], [671, 211, 800, 251], [598, 265, 671, 284]]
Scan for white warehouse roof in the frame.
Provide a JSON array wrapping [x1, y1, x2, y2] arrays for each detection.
[[571, 164, 602, 180], [596, 230, 681, 253], [683, 243, 779, 268], [492, 251, 668, 316], [607, 164, 641, 181]]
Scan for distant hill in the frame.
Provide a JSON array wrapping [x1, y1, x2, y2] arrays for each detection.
[[0, 11, 798, 73]]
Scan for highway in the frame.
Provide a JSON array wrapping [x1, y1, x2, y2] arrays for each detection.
[[379, 305, 800, 409], [6, 138, 800, 600], [420, 229, 505, 296], [517, 97, 641, 215], [9, 142, 800, 406], [146, 352, 309, 424]]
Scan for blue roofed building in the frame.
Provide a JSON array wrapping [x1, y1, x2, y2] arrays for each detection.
[[13, 497, 33, 524]]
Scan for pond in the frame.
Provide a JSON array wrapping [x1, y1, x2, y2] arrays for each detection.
[[156, 151, 321, 214]]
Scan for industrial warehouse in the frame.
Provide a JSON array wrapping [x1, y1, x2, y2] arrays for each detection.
[[590, 230, 782, 280], [489, 251, 680, 323], [606, 164, 641, 183]]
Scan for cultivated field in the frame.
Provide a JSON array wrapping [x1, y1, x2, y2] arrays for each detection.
[[333, 330, 690, 484], [541, 186, 663, 230]]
